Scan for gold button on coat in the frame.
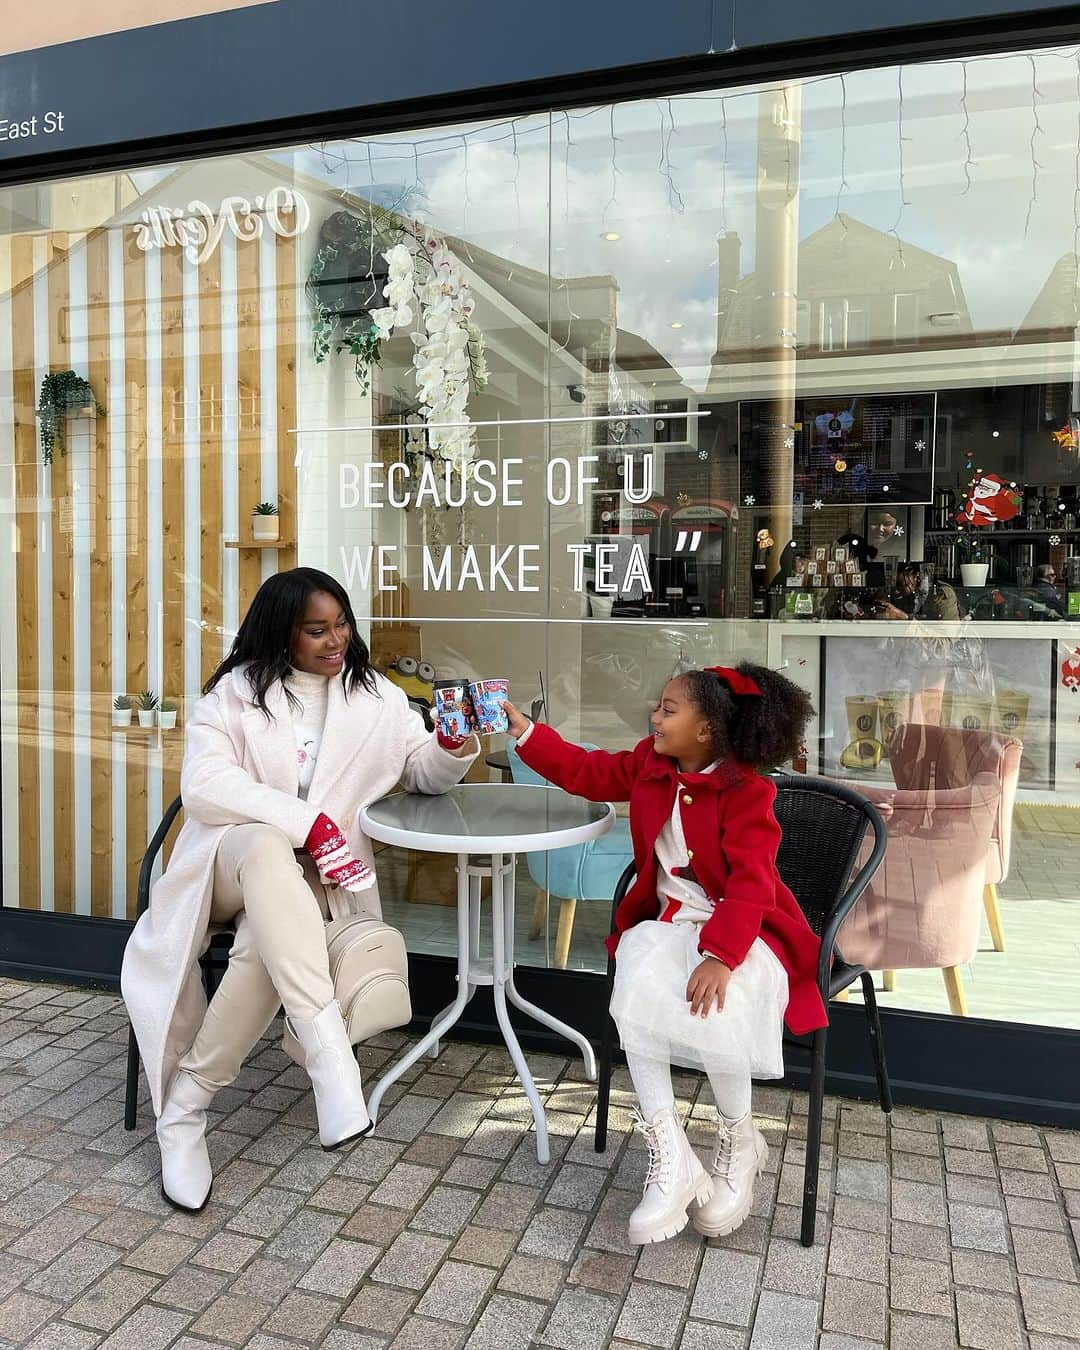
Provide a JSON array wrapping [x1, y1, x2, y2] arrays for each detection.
[[682, 793, 693, 805], [687, 849, 694, 860]]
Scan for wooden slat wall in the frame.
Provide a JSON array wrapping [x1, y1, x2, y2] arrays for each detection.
[[276, 235, 298, 572], [124, 245, 149, 907], [2, 224, 298, 918], [160, 248, 186, 820], [11, 236, 39, 911], [236, 237, 262, 608], [200, 250, 224, 686], [47, 236, 74, 915], [86, 229, 113, 916]]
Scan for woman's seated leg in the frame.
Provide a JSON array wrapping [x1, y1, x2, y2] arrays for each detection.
[[179, 822, 333, 1089]]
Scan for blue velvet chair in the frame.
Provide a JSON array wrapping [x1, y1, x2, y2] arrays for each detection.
[[507, 741, 633, 968]]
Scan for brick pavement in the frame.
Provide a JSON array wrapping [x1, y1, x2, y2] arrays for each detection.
[[0, 976, 1077, 1348]]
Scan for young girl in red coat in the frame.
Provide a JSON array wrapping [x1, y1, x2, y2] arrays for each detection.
[[504, 663, 822, 1246]]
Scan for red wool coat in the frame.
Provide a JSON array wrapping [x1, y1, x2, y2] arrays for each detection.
[[517, 724, 828, 1036]]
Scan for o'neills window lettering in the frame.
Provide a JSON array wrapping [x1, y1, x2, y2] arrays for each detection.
[[134, 187, 310, 265]]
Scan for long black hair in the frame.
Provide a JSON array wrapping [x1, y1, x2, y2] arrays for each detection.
[[681, 662, 813, 771], [204, 567, 376, 716]]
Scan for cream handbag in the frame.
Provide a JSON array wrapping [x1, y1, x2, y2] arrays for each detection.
[[282, 915, 412, 1064]]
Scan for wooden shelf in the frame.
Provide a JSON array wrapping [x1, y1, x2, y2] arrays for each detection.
[[225, 540, 294, 550], [112, 724, 181, 734]]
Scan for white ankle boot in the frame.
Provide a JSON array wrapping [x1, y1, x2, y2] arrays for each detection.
[[628, 1107, 714, 1245], [287, 1001, 372, 1149], [157, 1070, 215, 1212], [691, 1112, 768, 1238]]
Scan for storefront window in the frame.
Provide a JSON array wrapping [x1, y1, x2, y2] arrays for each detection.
[[2, 44, 1079, 1030]]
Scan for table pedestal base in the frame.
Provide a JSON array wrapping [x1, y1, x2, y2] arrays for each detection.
[[367, 851, 597, 1163]]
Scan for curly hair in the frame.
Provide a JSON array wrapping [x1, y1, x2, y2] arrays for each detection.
[[680, 663, 813, 770]]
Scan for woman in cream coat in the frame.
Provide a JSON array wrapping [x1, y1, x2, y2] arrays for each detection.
[[122, 567, 477, 1212]]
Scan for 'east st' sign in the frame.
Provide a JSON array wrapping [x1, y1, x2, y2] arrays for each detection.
[[0, 112, 66, 140]]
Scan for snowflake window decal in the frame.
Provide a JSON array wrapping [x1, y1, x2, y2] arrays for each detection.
[[744, 495, 755, 507], [1050, 534, 1062, 546], [914, 439, 927, 452], [812, 499, 823, 510]]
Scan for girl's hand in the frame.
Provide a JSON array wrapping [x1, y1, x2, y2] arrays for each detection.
[[502, 700, 532, 739], [686, 958, 732, 1018]]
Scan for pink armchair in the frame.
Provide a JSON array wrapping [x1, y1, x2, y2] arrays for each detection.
[[836, 774, 1001, 1015], [887, 722, 1022, 953]]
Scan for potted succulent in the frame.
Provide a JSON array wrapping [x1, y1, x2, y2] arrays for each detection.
[[157, 698, 178, 731], [36, 370, 105, 467], [112, 694, 133, 727], [252, 501, 279, 542], [137, 690, 159, 728]]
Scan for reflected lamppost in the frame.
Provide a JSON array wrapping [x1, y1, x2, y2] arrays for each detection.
[[752, 84, 801, 586]]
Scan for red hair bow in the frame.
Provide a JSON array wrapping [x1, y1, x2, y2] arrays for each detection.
[[706, 666, 762, 697]]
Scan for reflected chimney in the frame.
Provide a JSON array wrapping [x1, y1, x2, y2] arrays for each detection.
[[714, 230, 741, 359]]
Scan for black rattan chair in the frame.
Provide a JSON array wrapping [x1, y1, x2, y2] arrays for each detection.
[[593, 774, 889, 1247], [123, 797, 233, 1130]]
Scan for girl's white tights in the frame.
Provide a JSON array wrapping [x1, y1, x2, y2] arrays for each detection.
[[626, 1051, 752, 1123]]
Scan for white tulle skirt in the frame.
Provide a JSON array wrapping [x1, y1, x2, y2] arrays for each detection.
[[610, 919, 789, 1079]]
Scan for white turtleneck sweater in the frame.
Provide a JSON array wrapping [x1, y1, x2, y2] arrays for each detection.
[[287, 668, 330, 799]]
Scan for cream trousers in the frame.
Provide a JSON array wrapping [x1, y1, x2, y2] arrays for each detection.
[[179, 823, 336, 1093]]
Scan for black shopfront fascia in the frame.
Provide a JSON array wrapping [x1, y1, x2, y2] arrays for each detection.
[[0, 0, 1078, 1127]]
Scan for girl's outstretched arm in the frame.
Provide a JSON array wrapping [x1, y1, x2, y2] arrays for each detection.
[[504, 702, 639, 803]]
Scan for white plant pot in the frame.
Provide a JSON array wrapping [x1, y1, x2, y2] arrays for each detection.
[[137, 710, 156, 728], [158, 711, 177, 730], [252, 515, 279, 542], [112, 708, 133, 727], [960, 563, 989, 587]]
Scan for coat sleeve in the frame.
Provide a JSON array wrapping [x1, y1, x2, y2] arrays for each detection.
[[180, 691, 321, 846], [392, 682, 480, 795], [697, 774, 780, 970], [516, 722, 639, 803]]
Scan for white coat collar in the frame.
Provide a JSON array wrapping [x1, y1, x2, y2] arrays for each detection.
[[230, 665, 383, 804]]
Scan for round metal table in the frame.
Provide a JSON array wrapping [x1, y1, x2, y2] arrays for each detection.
[[360, 783, 614, 1163]]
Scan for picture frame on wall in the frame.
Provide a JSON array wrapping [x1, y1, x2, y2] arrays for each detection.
[[866, 506, 910, 562]]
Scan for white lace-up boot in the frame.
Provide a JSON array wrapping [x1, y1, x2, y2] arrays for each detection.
[[691, 1111, 768, 1238], [287, 1001, 372, 1149], [157, 1070, 215, 1212], [628, 1107, 714, 1245]]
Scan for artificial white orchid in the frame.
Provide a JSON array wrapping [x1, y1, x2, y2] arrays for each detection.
[[327, 218, 487, 473]]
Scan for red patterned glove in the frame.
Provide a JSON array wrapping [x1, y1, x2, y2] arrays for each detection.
[[304, 814, 375, 893], [436, 726, 468, 752]]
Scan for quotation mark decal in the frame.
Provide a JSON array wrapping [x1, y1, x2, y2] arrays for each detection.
[[674, 531, 703, 553]]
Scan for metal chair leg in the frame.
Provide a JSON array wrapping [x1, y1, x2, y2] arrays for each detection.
[[594, 954, 617, 1153], [801, 1027, 828, 1247], [124, 1024, 141, 1131], [860, 971, 893, 1114]]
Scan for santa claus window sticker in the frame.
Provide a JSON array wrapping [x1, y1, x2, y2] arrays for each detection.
[[955, 472, 1023, 528], [954, 468, 1023, 582]]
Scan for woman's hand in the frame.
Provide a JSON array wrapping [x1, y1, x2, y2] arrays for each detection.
[[305, 814, 375, 893], [686, 957, 732, 1018], [502, 701, 532, 739]]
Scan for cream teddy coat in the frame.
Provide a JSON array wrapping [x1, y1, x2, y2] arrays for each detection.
[[121, 666, 476, 1115]]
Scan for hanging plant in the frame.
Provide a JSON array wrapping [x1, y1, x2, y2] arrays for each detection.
[[306, 207, 399, 369], [307, 207, 488, 474], [36, 371, 105, 467]]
